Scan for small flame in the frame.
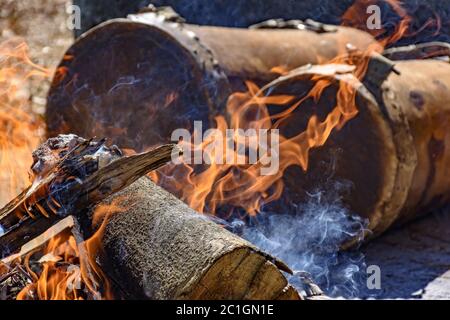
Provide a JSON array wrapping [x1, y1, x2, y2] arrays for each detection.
[[152, 74, 359, 218], [0, 40, 125, 300], [341, 0, 441, 47]]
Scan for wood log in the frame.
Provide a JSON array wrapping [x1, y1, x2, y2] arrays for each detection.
[[72, 0, 450, 47], [0, 135, 301, 300], [255, 56, 450, 239], [0, 135, 179, 254], [45, 6, 378, 151], [97, 176, 300, 300]]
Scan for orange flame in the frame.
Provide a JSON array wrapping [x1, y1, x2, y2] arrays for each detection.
[[0, 39, 50, 207], [152, 73, 360, 217], [151, 0, 419, 218], [0, 0, 433, 300], [16, 200, 124, 300], [342, 0, 440, 48], [0, 39, 123, 300]]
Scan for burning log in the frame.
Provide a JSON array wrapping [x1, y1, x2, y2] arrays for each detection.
[[0, 135, 301, 300], [45, 6, 379, 151], [0, 135, 179, 254], [257, 55, 450, 238]]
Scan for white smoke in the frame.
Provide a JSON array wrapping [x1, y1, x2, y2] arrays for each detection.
[[223, 185, 369, 298]]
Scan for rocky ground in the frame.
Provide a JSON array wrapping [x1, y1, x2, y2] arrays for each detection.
[[361, 209, 450, 299]]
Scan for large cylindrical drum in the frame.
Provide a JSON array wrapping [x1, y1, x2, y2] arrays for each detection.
[[46, 9, 378, 152], [258, 58, 450, 237]]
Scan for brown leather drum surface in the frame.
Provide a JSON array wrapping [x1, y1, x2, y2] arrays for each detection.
[[259, 65, 398, 233], [46, 20, 228, 152], [383, 60, 450, 224]]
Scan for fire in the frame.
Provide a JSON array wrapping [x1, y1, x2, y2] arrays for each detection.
[[16, 233, 83, 300], [15, 200, 124, 300], [0, 39, 49, 207], [151, 0, 423, 218], [152, 73, 360, 217], [0, 40, 123, 299], [0, 0, 442, 300], [342, 0, 440, 47]]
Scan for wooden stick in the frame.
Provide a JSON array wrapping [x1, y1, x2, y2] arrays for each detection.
[[0, 139, 180, 254]]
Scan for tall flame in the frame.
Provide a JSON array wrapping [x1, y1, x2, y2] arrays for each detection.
[[15, 199, 124, 300], [0, 39, 49, 206], [0, 39, 123, 299], [151, 0, 420, 219]]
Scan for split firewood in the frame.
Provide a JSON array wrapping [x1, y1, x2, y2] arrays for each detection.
[[0, 134, 180, 253], [0, 216, 75, 300], [2, 216, 75, 265]]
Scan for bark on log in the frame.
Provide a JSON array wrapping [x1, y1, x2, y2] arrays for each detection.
[[0, 135, 301, 300], [383, 42, 450, 61], [98, 176, 300, 300], [257, 57, 450, 238], [46, 7, 378, 151]]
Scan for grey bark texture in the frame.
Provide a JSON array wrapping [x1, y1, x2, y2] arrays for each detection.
[[98, 177, 300, 300]]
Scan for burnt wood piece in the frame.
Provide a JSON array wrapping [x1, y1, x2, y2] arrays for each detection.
[[46, 7, 378, 152], [0, 135, 179, 254], [383, 42, 450, 61]]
